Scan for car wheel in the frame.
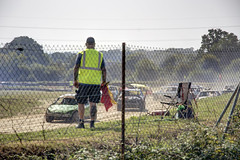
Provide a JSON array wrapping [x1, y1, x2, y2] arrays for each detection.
[[139, 101, 145, 111], [117, 104, 122, 111], [46, 115, 54, 123], [71, 111, 79, 123]]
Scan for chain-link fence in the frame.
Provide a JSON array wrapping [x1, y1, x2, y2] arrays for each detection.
[[0, 42, 240, 154]]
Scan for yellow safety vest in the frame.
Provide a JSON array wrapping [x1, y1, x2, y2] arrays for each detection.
[[78, 49, 103, 85]]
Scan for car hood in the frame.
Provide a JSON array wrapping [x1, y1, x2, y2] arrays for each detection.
[[118, 96, 143, 101], [128, 96, 143, 100], [198, 96, 208, 100], [48, 105, 78, 114]]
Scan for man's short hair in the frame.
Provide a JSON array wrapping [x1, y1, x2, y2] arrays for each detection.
[[86, 37, 95, 44]]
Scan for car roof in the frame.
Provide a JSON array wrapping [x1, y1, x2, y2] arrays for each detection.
[[200, 90, 220, 93], [109, 85, 118, 88], [162, 85, 178, 88], [191, 85, 203, 88], [130, 84, 147, 87], [125, 88, 142, 91], [59, 94, 75, 98]]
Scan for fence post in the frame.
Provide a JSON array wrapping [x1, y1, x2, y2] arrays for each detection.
[[224, 85, 240, 135], [121, 42, 126, 159], [215, 82, 240, 128]]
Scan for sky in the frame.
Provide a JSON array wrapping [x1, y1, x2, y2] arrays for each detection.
[[0, 0, 240, 50]]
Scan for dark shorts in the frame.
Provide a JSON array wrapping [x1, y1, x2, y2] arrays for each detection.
[[75, 84, 101, 104]]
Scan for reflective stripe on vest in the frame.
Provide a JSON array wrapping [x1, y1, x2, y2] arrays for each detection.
[[81, 51, 101, 71]]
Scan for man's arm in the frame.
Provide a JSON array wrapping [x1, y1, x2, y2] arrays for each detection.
[[101, 58, 106, 84], [73, 64, 80, 88], [73, 53, 82, 88], [102, 67, 106, 84], [74, 64, 80, 81]]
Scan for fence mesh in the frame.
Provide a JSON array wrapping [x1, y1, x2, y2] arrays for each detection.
[[0, 43, 239, 151]]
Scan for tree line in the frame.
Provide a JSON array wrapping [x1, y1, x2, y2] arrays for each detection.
[[0, 29, 240, 83]]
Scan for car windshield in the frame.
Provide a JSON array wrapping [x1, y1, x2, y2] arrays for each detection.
[[199, 92, 208, 97], [129, 90, 142, 96], [109, 87, 117, 92], [166, 87, 177, 92], [119, 90, 142, 97], [59, 98, 77, 105], [210, 91, 220, 96], [130, 84, 150, 91]]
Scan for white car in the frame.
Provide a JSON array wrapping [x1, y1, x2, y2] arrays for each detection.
[[153, 85, 178, 100], [196, 90, 221, 100]]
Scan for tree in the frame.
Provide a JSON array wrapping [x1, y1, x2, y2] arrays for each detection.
[[227, 58, 240, 73], [221, 58, 240, 84], [175, 63, 195, 81], [4, 36, 50, 65], [161, 54, 178, 74], [200, 54, 221, 73], [135, 59, 159, 81], [200, 29, 239, 52], [0, 51, 22, 81], [188, 70, 218, 82], [126, 52, 148, 72], [199, 29, 240, 65], [161, 53, 194, 75], [17, 64, 36, 81], [4, 36, 43, 51]]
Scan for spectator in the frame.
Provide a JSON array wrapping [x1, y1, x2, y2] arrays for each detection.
[[73, 37, 106, 129]]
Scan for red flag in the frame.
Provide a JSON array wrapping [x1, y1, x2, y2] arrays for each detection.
[[100, 83, 116, 111]]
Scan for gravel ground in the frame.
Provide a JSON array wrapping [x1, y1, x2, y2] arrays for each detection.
[[0, 96, 164, 134]]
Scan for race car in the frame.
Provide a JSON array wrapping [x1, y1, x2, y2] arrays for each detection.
[[45, 94, 89, 122]]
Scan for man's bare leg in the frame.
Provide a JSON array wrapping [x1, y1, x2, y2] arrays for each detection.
[[78, 103, 85, 119], [90, 102, 97, 128], [76, 103, 85, 128]]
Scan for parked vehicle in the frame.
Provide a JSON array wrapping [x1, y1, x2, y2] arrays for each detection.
[[196, 90, 221, 100], [221, 85, 236, 94], [130, 83, 152, 95], [108, 85, 119, 101], [45, 94, 89, 122], [154, 84, 203, 101], [117, 88, 146, 111], [190, 85, 204, 96], [221, 88, 234, 94], [224, 85, 236, 91], [153, 85, 178, 101]]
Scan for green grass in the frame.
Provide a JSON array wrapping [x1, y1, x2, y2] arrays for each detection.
[[193, 93, 237, 125], [0, 92, 239, 159], [1, 121, 239, 160], [0, 91, 71, 118], [0, 115, 193, 146], [0, 91, 239, 148]]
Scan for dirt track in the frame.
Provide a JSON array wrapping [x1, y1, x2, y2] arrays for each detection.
[[0, 96, 164, 134]]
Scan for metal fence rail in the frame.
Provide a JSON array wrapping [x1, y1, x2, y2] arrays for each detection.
[[0, 43, 240, 154]]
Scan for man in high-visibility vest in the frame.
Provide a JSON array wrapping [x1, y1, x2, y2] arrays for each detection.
[[74, 37, 106, 129]]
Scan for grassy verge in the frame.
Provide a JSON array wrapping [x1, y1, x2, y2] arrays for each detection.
[[0, 92, 239, 159], [0, 116, 188, 144], [0, 91, 71, 118], [0, 92, 238, 145], [1, 118, 239, 159], [0, 116, 199, 159], [193, 93, 235, 126]]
